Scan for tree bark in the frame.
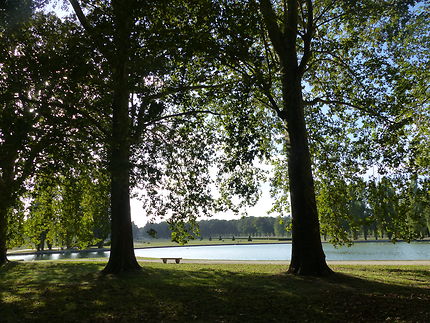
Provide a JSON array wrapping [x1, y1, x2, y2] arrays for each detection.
[[260, 0, 332, 276], [102, 62, 141, 274], [102, 2, 140, 274], [282, 75, 332, 276], [0, 162, 14, 266], [0, 201, 8, 266]]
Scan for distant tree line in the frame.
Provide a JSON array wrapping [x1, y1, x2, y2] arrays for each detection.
[[132, 216, 292, 240]]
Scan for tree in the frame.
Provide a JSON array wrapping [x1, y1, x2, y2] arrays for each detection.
[[80, 169, 111, 248], [66, 0, 234, 273], [0, 5, 89, 265], [256, 0, 331, 275], [211, 0, 427, 275], [25, 168, 110, 250], [25, 179, 57, 251], [273, 216, 291, 237]]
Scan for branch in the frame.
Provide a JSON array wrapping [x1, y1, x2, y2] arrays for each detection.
[[259, 19, 279, 82], [315, 11, 349, 29], [132, 81, 231, 136], [304, 97, 391, 122], [138, 82, 233, 102], [259, 27, 273, 85], [18, 95, 109, 139], [132, 109, 222, 142], [68, 0, 92, 33], [68, 0, 112, 60], [314, 0, 336, 25], [298, 0, 307, 31], [17, 137, 48, 185], [256, 82, 283, 117], [259, 0, 285, 57], [298, 0, 314, 76], [142, 110, 221, 127], [311, 51, 368, 92]]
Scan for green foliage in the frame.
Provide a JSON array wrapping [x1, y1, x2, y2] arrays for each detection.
[[57, 0, 275, 248], [79, 170, 110, 247], [146, 228, 157, 239], [204, 0, 429, 246], [316, 175, 430, 245], [0, 7, 97, 258], [6, 200, 25, 249], [317, 178, 366, 245], [25, 179, 56, 250], [273, 216, 292, 237], [24, 168, 110, 250]]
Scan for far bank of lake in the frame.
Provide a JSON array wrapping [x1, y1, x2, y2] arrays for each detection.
[[7, 241, 430, 262]]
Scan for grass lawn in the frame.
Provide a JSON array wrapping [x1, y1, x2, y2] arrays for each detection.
[[0, 261, 429, 322]]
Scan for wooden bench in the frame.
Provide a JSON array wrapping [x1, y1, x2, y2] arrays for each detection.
[[161, 257, 182, 264]]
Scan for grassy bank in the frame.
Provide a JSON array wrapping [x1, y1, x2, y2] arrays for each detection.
[[1, 261, 429, 322]]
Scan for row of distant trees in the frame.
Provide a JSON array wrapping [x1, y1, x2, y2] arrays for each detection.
[[132, 216, 293, 240], [13, 174, 430, 251]]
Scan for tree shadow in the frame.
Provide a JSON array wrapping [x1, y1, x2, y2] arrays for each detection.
[[0, 262, 429, 322]]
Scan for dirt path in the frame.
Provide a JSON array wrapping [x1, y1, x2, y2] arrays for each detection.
[[139, 259, 430, 266], [7, 256, 430, 265]]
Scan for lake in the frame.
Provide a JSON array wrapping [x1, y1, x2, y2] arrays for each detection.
[[7, 241, 430, 261]]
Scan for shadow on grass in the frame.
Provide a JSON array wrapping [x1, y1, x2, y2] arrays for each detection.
[[0, 261, 429, 322]]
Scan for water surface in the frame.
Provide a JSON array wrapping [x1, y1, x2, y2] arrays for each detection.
[[8, 241, 430, 261]]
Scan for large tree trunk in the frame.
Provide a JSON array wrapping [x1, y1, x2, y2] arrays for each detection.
[[0, 202, 8, 266], [283, 76, 332, 276], [0, 173, 13, 266], [102, 2, 140, 274], [102, 61, 140, 274], [260, 0, 331, 276]]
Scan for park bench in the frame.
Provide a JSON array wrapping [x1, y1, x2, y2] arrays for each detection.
[[161, 257, 182, 264]]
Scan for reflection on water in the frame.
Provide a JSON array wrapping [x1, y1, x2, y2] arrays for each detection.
[[8, 250, 108, 262], [7, 242, 430, 262], [133, 242, 430, 261]]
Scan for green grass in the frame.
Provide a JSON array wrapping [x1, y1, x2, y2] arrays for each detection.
[[0, 261, 429, 322]]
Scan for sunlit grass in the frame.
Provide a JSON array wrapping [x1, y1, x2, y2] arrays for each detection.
[[0, 261, 429, 322]]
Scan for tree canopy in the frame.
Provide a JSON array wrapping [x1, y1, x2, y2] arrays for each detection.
[[1, 0, 428, 276]]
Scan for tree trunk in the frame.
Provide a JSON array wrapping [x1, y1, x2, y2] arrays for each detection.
[[282, 75, 332, 276], [260, 0, 331, 276], [0, 181, 13, 266], [102, 154, 140, 274], [0, 203, 8, 266], [102, 3, 140, 274], [102, 64, 140, 273]]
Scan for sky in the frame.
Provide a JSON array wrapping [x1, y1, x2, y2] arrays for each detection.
[[130, 182, 276, 228]]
